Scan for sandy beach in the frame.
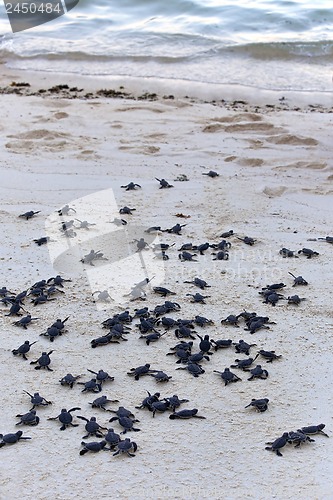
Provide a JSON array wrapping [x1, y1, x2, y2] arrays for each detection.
[[0, 67, 333, 500]]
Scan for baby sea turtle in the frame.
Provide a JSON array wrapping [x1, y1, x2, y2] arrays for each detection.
[[221, 230, 234, 238], [202, 170, 219, 178], [75, 219, 96, 229], [151, 400, 170, 417], [92, 290, 112, 302], [60, 373, 81, 388], [244, 317, 271, 334], [279, 248, 298, 258], [165, 395, 189, 412], [176, 363, 205, 378], [121, 182, 141, 191], [247, 365, 269, 381], [256, 350, 282, 363], [194, 315, 214, 327], [109, 416, 141, 434], [12, 340, 37, 360], [119, 206, 136, 215], [298, 248, 319, 259], [30, 351, 53, 371], [23, 391, 52, 410], [104, 428, 121, 449], [186, 293, 210, 304], [169, 409, 206, 419], [5, 299, 27, 317], [87, 369, 114, 385], [133, 238, 149, 251], [175, 325, 196, 340], [78, 378, 102, 393], [211, 339, 233, 351], [139, 332, 166, 346], [213, 368, 242, 386], [33, 237, 50, 246], [40, 326, 63, 342], [196, 242, 211, 255], [0, 430, 31, 448], [261, 283, 286, 292], [113, 438, 137, 457], [289, 272, 308, 286], [16, 410, 40, 426], [245, 398, 269, 412], [288, 431, 315, 447], [221, 314, 240, 327], [212, 251, 229, 261], [298, 424, 329, 438], [13, 314, 39, 329], [58, 205, 76, 216], [153, 287, 176, 297], [127, 363, 156, 381], [230, 358, 255, 370], [136, 391, 160, 411], [80, 440, 107, 455], [19, 210, 41, 220], [90, 395, 119, 411], [155, 178, 173, 188], [108, 407, 135, 419], [237, 236, 256, 246], [211, 239, 232, 250], [77, 416, 107, 438], [178, 251, 198, 262], [149, 371, 172, 382], [184, 277, 211, 290], [265, 432, 289, 456], [48, 407, 81, 431], [318, 236, 333, 244], [81, 249, 108, 266], [263, 292, 285, 307], [287, 295, 306, 305], [234, 339, 256, 356], [196, 334, 213, 354], [47, 276, 71, 288], [165, 223, 187, 235]]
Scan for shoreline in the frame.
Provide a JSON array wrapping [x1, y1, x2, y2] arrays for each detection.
[[1, 64, 333, 112]]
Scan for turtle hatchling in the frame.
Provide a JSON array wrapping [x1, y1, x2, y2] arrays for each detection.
[[87, 369, 114, 385], [113, 438, 137, 457], [179, 251, 198, 262], [19, 210, 40, 220], [279, 248, 298, 258], [265, 432, 289, 457], [23, 391, 52, 410], [60, 373, 81, 389], [287, 295, 306, 305], [12, 340, 37, 360], [186, 293, 210, 304], [127, 364, 156, 381], [298, 248, 319, 259], [0, 431, 31, 448], [30, 351, 53, 371], [247, 365, 269, 381], [213, 368, 242, 386], [149, 371, 172, 382], [169, 409, 206, 419], [256, 350, 282, 363], [121, 182, 141, 191], [184, 277, 211, 290], [202, 170, 219, 178], [155, 177, 173, 188], [90, 395, 119, 411], [13, 314, 39, 329], [105, 428, 121, 449], [289, 272, 308, 286], [77, 416, 107, 438], [245, 398, 269, 412], [48, 407, 81, 431], [78, 378, 102, 393], [230, 358, 255, 371], [80, 440, 107, 455], [299, 424, 329, 438], [109, 416, 141, 434], [176, 363, 205, 378], [288, 431, 315, 447], [16, 410, 40, 426]]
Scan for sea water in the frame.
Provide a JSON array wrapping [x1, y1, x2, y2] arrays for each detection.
[[0, 0, 333, 94]]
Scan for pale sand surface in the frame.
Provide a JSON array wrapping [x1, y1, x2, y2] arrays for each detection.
[[0, 69, 333, 500]]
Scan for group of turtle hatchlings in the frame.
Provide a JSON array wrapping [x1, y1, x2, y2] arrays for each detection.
[[2, 183, 331, 459]]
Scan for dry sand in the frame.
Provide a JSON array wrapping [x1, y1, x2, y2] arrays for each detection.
[[0, 68, 333, 500]]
